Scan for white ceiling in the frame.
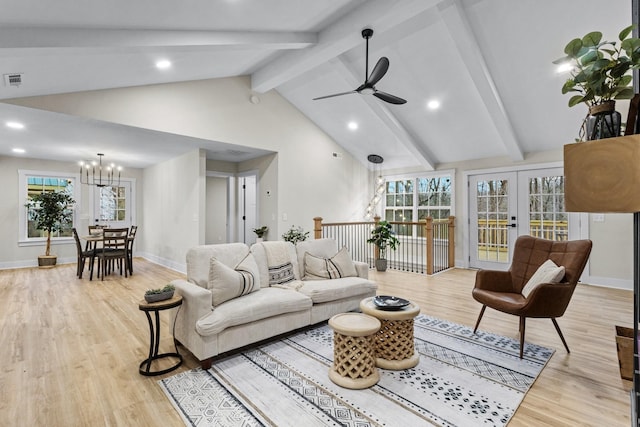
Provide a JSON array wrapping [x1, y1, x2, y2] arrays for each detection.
[[0, 0, 633, 170]]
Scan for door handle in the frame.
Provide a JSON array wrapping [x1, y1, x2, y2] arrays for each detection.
[[509, 223, 517, 228]]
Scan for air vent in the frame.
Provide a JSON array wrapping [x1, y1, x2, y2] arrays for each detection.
[[4, 73, 23, 87]]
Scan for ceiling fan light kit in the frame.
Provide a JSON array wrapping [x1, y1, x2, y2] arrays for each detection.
[[313, 28, 406, 105]]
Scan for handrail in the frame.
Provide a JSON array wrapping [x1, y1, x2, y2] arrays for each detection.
[[314, 216, 455, 275]]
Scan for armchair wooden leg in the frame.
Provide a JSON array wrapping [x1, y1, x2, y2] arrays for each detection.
[[551, 318, 570, 353], [473, 305, 487, 333], [519, 317, 526, 359]]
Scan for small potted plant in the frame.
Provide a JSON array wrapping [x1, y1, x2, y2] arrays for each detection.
[[25, 191, 76, 268], [253, 226, 268, 242], [282, 225, 309, 244], [553, 25, 640, 140], [367, 220, 399, 271], [144, 284, 176, 303]]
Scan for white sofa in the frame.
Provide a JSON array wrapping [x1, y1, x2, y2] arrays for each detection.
[[171, 238, 377, 368]]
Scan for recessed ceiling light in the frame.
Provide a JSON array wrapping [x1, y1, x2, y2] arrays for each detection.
[[427, 100, 441, 110], [12, 148, 25, 153], [556, 62, 573, 74], [348, 121, 358, 130], [6, 121, 24, 129], [156, 60, 172, 69]]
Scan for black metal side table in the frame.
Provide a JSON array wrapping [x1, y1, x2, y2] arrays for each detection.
[[138, 294, 183, 376]]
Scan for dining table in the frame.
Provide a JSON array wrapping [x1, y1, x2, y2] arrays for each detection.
[[80, 231, 134, 279]]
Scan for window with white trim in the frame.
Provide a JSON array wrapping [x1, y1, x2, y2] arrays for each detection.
[[19, 170, 80, 244], [383, 173, 453, 236]]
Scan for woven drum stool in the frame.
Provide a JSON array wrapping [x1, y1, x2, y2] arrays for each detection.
[[328, 312, 381, 389], [360, 297, 420, 370]]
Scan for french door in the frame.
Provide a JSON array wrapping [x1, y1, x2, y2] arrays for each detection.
[[469, 168, 575, 270], [92, 179, 134, 229]]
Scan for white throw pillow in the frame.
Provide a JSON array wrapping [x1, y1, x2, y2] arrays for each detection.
[[303, 246, 357, 280], [521, 259, 565, 298], [208, 253, 260, 306]]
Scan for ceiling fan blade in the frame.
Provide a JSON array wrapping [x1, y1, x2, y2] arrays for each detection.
[[367, 57, 389, 86], [373, 91, 407, 105], [313, 90, 357, 101]]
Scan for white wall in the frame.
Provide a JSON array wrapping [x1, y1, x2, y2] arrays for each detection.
[[139, 149, 205, 271], [205, 176, 228, 244]]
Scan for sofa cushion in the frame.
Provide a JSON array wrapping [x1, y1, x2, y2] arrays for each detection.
[[295, 238, 339, 278], [187, 243, 250, 289], [521, 259, 565, 298], [209, 253, 260, 306], [303, 246, 358, 280], [195, 287, 312, 336], [250, 241, 300, 288], [297, 276, 377, 304]]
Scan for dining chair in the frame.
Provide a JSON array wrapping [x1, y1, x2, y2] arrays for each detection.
[[72, 228, 95, 279], [94, 227, 130, 280], [127, 225, 138, 275], [472, 235, 592, 358]]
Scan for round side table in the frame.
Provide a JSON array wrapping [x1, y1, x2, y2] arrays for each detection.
[[328, 312, 381, 389], [360, 297, 420, 370], [138, 294, 183, 376]]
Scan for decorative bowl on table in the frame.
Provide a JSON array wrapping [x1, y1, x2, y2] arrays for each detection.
[[373, 295, 410, 311], [144, 290, 174, 303], [144, 284, 175, 303]]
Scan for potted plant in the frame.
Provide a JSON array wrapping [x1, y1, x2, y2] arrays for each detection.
[[253, 226, 268, 242], [554, 25, 640, 140], [282, 225, 309, 244], [144, 284, 176, 303], [367, 220, 399, 271], [25, 191, 75, 268]]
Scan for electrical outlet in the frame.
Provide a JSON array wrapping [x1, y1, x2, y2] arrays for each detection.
[[282, 213, 288, 221]]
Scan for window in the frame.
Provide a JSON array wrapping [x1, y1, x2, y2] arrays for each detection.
[[383, 173, 453, 236], [528, 176, 567, 241], [19, 170, 80, 244]]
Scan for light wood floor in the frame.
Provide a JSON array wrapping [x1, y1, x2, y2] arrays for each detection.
[[0, 260, 633, 426]]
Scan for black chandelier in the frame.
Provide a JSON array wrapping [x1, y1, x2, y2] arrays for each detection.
[[79, 153, 122, 188]]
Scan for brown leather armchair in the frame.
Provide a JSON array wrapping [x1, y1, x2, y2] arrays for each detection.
[[472, 235, 592, 358]]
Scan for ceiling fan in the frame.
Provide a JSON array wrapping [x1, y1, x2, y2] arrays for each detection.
[[313, 28, 407, 105]]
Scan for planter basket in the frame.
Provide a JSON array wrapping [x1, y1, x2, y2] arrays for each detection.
[[38, 255, 57, 268]]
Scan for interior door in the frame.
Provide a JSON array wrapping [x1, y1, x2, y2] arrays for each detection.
[[237, 174, 257, 244], [469, 172, 518, 270], [92, 180, 132, 229]]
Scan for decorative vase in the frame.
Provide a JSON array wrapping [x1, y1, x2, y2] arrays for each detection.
[[375, 258, 388, 272], [144, 290, 174, 303], [586, 101, 621, 140], [256, 237, 264, 243]]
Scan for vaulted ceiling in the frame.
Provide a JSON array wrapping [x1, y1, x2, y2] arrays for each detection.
[[0, 0, 633, 170]]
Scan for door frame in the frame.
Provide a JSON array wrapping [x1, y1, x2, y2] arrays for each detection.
[[462, 162, 588, 269]]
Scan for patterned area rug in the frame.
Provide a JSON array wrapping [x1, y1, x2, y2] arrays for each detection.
[[159, 315, 553, 426]]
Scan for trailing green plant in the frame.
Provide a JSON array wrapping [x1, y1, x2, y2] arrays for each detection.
[[25, 191, 76, 257], [554, 25, 640, 108], [145, 284, 175, 296], [282, 225, 309, 244], [367, 220, 399, 259], [252, 226, 268, 238]]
